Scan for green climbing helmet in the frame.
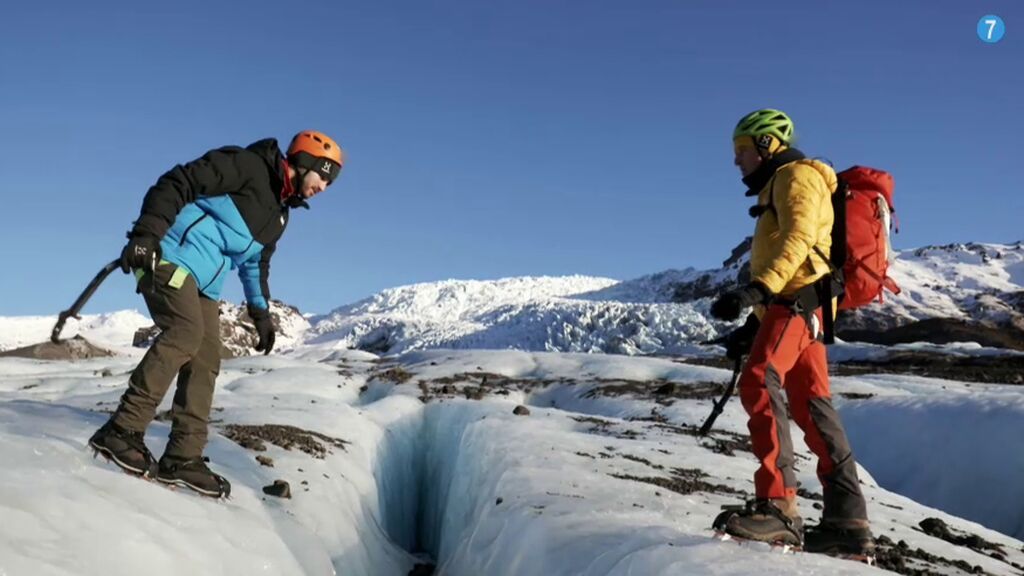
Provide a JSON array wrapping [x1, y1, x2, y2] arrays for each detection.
[[733, 109, 794, 145]]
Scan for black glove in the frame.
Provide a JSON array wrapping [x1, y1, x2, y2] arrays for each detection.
[[248, 306, 276, 355], [120, 234, 162, 274], [724, 313, 760, 361], [710, 282, 770, 321]]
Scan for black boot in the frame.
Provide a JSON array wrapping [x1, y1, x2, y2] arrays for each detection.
[[713, 498, 803, 546], [89, 421, 158, 478], [157, 456, 231, 498], [804, 520, 875, 556]]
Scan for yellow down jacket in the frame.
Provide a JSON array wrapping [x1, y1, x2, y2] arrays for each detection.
[[749, 158, 835, 297]]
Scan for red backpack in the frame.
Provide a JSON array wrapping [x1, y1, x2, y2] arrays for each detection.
[[829, 166, 902, 309]]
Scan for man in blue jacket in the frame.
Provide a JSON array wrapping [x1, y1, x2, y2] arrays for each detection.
[[89, 130, 344, 497]]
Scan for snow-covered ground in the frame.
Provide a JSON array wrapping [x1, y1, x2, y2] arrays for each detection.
[[2, 240, 1022, 574], [2, 348, 1023, 575]]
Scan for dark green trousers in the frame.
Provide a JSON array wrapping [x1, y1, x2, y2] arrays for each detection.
[[112, 263, 221, 460]]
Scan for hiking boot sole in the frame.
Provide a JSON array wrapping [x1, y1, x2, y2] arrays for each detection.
[[714, 530, 799, 552], [156, 476, 229, 499], [718, 528, 802, 547], [90, 441, 155, 478], [715, 532, 876, 565]]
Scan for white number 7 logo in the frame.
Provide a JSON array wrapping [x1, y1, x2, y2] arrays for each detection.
[[985, 19, 997, 39]]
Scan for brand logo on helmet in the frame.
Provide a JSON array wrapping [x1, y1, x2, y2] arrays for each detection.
[[321, 161, 331, 174], [757, 134, 773, 148]]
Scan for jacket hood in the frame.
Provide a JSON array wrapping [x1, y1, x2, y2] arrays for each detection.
[[246, 138, 287, 189]]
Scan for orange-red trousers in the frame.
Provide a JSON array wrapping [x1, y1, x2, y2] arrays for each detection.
[[738, 303, 867, 521]]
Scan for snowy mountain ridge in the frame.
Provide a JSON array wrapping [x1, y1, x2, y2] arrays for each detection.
[[2, 241, 1021, 356], [301, 240, 1024, 355]]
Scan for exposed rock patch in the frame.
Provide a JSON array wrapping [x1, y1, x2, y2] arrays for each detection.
[[0, 335, 115, 360], [221, 424, 349, 459]]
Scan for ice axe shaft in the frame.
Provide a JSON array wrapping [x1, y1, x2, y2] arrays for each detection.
[[702, 334, 728, 346], [698, 356, 744, 436], [51, 259, 121, 343]]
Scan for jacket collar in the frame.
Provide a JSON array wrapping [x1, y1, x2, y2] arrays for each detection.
[[742, 148, 806, 196]]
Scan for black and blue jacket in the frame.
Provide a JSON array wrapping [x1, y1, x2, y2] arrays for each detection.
[[129, 139, 290, 311]]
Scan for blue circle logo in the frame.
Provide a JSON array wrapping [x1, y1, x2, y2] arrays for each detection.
[[978, 15, 1006, 43]]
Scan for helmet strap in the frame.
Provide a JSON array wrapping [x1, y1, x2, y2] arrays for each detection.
[[279, 160, 310, 209], [755, 134, 786, 159], [285, 195, 310, 210], [285, 166, 310, 209]]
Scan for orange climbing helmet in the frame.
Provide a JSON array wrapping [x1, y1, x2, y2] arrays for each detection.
[[287, 130, 345, 183]]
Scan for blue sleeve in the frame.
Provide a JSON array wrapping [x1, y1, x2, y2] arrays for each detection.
[[239, 244, 275, 310]]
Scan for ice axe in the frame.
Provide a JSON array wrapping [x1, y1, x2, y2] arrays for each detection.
[[698, 355, 744, 436], [50, 259, 121, 343], [52, 231, 161, 342], [702, 333, 728, 347]]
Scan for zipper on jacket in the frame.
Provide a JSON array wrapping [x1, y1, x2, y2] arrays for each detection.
[[179, 214, 209, 246]]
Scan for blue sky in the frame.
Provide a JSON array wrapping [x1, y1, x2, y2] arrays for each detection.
[[0, 0, 1019, 315]]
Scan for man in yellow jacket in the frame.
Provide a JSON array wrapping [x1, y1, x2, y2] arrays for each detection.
[[709, 109, 873, 557]]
